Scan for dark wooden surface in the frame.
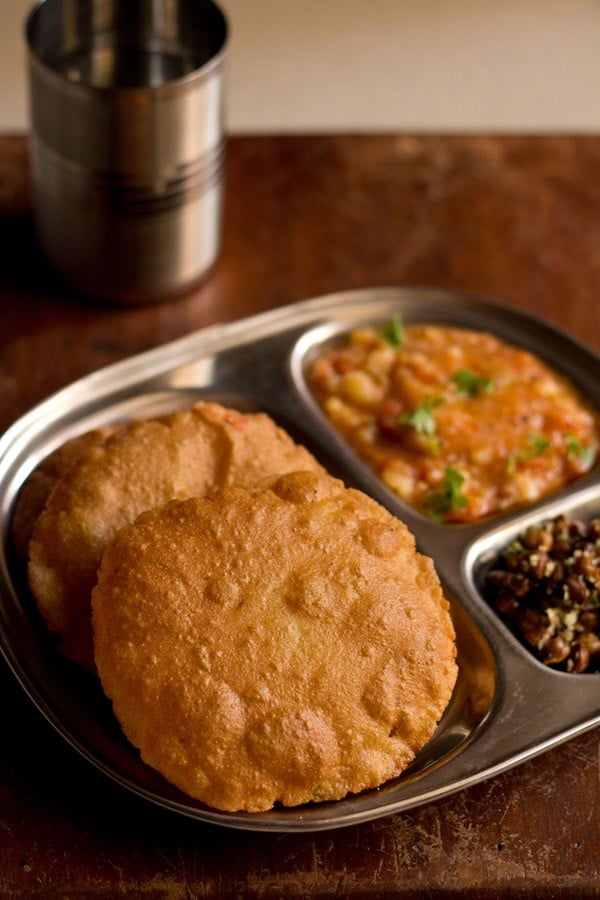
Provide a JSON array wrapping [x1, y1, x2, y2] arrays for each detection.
[[1, 133, 599, 898]]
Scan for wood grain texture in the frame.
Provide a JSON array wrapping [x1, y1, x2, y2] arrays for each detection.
[[0, 133, 599, 898]]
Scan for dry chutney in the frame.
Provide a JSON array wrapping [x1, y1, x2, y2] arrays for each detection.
[[307, 320, 599, 523]]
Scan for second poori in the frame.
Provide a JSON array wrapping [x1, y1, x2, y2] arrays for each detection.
[[27, 402, 325, 669]]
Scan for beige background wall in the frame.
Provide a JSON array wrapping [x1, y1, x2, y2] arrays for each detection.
[[2, 0, 599, 133]]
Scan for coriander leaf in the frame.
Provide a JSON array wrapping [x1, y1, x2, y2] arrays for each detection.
[[526, 434, 551, 454], [506, 455, 518, 475], [451, 369, 493, 397], [565, 434, 595, 466], [507, 433, 551, 474], [398, 395, 444, 436], [381, 315, 404, 350], [426, 467, 469, 519]]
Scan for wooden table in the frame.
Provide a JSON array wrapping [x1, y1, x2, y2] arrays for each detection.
[[0, 134, 598, 898]]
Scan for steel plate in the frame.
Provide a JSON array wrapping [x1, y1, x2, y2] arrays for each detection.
[[0, 286, 598, 832]]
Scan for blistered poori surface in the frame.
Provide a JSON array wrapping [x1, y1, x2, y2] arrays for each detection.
[[308, 323, 599, 522], [27, 403, 325, 669], [92, 471, 458, 813]]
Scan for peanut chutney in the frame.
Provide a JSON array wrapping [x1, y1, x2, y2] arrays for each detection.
[[307, 321, 599, 523]]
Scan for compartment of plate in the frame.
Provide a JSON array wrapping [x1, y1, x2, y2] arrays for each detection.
[[466, 483, 600, 676], [0, 382, 498, 831], [287, 298, 600, 541]]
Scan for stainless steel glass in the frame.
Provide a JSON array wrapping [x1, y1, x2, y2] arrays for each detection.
[[25, 0, 228, 304]]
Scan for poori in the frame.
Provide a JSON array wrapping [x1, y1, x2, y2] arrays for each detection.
[[27, 402, 325, 669], [11, 426, 115, 559], [92, 471, 458, 812]]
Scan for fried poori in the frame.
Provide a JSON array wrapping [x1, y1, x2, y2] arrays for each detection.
[[92, 471, 457, 813], [11, 426, 116, 559], [27, 403, 325, 669]]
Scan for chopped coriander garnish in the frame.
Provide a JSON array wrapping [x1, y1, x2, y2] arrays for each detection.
[[426, 467, 469, 519], [451, 369, 493, 397], [398, 395, 444, 436], [565, 434, 595, 466], [525, 434, 550, 455], [507, 434, 551, 474], [381, 315, 404, 350]]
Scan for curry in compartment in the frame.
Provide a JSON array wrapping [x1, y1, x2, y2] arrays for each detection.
[[307, 320, 599, 523]]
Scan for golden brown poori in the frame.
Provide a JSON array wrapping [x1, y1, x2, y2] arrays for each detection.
[[27, 402, 325, 669], [11, 426, 116, 559], [92, 471, 457, 812]]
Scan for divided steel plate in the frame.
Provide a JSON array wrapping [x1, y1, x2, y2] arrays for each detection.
[[0, 286, 598, 832]]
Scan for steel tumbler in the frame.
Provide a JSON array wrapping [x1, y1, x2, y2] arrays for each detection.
[[26, 0, 228, 304]]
